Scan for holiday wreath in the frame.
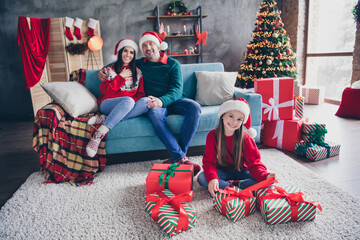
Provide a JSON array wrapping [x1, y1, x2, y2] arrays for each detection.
[[166, 1, 189, 15]]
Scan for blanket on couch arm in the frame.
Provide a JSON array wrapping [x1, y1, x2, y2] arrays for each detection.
[[32, 82, 107, 185]]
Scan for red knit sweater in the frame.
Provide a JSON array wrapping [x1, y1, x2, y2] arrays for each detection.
[[98, 65, 145, 105], [202, 129, 270, 182]]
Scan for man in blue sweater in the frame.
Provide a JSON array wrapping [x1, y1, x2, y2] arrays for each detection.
[[99, 31, 201, 175]]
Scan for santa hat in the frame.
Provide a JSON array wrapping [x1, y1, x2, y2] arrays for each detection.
[[218, 98, 257, 138], [111, 38, 139, 62], [139, 31, 168, 54]]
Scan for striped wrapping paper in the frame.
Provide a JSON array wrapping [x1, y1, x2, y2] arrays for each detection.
[[145, 190, 196, 236], [295, 140, 341, 161], [302, 123, 327, 143], [213, 186, 256, 222], [256, 186, 322, 225]]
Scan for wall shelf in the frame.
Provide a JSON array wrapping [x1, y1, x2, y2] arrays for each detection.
[[147, 15, 208, 19]]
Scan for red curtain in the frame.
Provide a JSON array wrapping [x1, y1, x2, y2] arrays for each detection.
[[17, 16, 50, 88]]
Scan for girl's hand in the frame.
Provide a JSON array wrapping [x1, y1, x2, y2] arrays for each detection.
[[267, 173, 278, 183], [208, 179, 219, 197], [98, 68, 108, 82], [120, 69, 132, 78]]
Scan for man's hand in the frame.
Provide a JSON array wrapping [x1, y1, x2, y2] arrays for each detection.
[[267, 173, 278, 183], [208, 179, 219, 197], [98, 68, 108, 82], [147, 96, 163, 108]]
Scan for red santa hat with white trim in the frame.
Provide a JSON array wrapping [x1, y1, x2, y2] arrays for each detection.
[[218, 98, 257, 138], [111, 38, 139, 61], [139, 31, 168, 54]]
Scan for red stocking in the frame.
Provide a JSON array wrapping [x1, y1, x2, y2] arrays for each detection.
[[64, 17, 74, 40], [73, 18, 83, 40], [87, 18, 98, 36]]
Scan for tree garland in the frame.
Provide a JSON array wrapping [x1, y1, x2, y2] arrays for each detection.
[[65, 43, 88, 55], [166, 1, 189, 15], [352, 0, 360, 29]]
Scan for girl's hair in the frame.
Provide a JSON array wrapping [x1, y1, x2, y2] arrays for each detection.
[[113, 47, 137, 86], [216, 114, 245, 171]]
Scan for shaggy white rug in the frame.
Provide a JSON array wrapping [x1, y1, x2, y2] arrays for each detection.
[[1, 149, 359, 240]]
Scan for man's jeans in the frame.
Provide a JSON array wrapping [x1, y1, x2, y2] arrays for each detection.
[[197, 168, 258, 190], [147, 98, 201, 162], [100, 96, 150, 129]]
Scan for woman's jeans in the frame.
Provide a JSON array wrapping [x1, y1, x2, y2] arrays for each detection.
[[146, 98, 201, 162], [100, 96, 150, 129], [197, 168, 258, 190]]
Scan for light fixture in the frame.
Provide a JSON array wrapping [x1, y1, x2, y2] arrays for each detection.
[[87, 35, 103, 69]]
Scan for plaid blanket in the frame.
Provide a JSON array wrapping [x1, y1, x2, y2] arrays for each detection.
[[33, 69, 107, 185]]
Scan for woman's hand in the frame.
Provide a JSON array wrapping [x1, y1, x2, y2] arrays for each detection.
[[147, 96, 163, 108], [267, 173, 278, 183], [98, 68, 108, 82], [119, 69, 132, 78], [208, 179, 219, 197]]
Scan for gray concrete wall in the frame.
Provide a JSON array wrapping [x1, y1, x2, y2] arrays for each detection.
[[0, 0, 265, 118]]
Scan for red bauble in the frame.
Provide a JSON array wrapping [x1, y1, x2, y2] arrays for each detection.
[[286, 49, 291, 54], [264, 26, 267, 30], [281, 23, 284, 27], [254, 75, 257, 78], [264, 40, 268, 44], [274, 74, 277, 77], [277, 53, 281, 58], [167, 12, 171, 15], [171, 13, 174, 16], [254, 63, 258, 66], [183, 12, 187, 15], [272, 27, 275, 30], [282, 30, 286, 33], [189, 12, 192, 15], [291, 63, 294, 67], [266, 8, 269, 11], [255, 27, 260, 31], [279, 10, 282, 14], [286, 65, 289, 68]]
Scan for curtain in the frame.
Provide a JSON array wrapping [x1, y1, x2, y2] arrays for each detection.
[[17, 16, 50, 88]]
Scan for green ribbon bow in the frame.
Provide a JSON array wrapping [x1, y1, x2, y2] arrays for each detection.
[[151, 163, 193, 189], [303, 123, 328, 144]]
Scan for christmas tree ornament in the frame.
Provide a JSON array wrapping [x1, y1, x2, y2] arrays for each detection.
[[286, 49, 291, 54], [270, 52, 274, 55], [266, 59, 272, 65], [64, 17, 74, 41], [255, 50, 258, 53], [259, 61, 263, 65], [277, 53, 282, 58], [73, 18, 83, 40], [272, 32, 278, 38], [87, 18, 98, 37]]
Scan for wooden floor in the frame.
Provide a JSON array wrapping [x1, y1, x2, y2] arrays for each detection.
[[0, 103, 359, 208]]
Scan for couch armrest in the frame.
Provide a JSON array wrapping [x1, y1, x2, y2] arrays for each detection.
[[234, 87, 262, 126]]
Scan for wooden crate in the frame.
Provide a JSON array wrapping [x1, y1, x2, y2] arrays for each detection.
[[28, 17, 103, 115]]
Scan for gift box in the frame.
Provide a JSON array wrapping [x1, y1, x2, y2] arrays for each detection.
[[295, 140, 341, 161], [254, 77, 294, 121], [213, 186, 256, 222], [146, 163, 193, 196], [145, 190, 195, 236], [301, 86, 325, 105], [302, 122, 327, 144], [294, 96, 305, 119], [262, 119, 305, 152], [255, 186, 322, 225], [294, 80, 303, 97]]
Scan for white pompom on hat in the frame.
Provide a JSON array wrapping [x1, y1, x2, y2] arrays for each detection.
[[111, 38, 139, 62], [218, 98, 257, 138], [139, 31, 168, 54]]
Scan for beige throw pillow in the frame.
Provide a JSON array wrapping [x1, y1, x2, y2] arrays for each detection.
[[195, 71, 237, 105], [40, 81, 99, 118]]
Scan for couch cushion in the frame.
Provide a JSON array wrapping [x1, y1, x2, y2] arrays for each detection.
[[106, 105, 220, 140]]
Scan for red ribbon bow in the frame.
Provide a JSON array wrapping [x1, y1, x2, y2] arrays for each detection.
[[196, 31, 208, 46], [260, 186, 322, 222], [146, 191, 193, 233], [159, 32, 167, 41]]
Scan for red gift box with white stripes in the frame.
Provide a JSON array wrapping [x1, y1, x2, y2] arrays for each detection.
[[254, 77, 294, 121]]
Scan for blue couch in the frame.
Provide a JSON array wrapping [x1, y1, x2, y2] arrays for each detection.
[[84, 62, 262, 154]]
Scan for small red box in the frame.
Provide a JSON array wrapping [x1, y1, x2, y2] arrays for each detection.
[[254, 77, 294, 121], [262, 119, 304, 152], [146, 163, 194, 196]]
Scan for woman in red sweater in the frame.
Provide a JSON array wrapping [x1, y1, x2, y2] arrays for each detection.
[[86, 39, 150, 157], [197, 98, 277, 196]]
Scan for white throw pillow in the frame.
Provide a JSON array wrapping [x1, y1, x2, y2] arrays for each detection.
[[195, 71, 237, 105], [351, 80, 360, 89], [40, 81, 99, 118]]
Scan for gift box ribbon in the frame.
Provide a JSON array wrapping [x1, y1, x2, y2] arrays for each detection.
[[295, 142, 331, 158], [151, 163, 193, 188], [218, 177, 276, 217], [272, 120, 285, 149], [261, 78, 294, 121], [146, 191, 193, 232], [303, 123, 327, 144], [259, 186, 322, 222]]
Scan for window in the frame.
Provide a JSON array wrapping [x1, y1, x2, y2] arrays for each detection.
[[305, 0, 356, 102]]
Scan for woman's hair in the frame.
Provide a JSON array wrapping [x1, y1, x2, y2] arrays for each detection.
[[216, 113, 245, 171], [113, 47, 137, 86]]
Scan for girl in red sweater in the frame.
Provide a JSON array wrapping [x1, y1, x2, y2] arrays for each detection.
[[86, 39, 150, 157], [197, 98, 277, 196]]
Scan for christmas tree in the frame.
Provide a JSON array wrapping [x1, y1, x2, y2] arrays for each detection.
[[236, 0, 297, 89]]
